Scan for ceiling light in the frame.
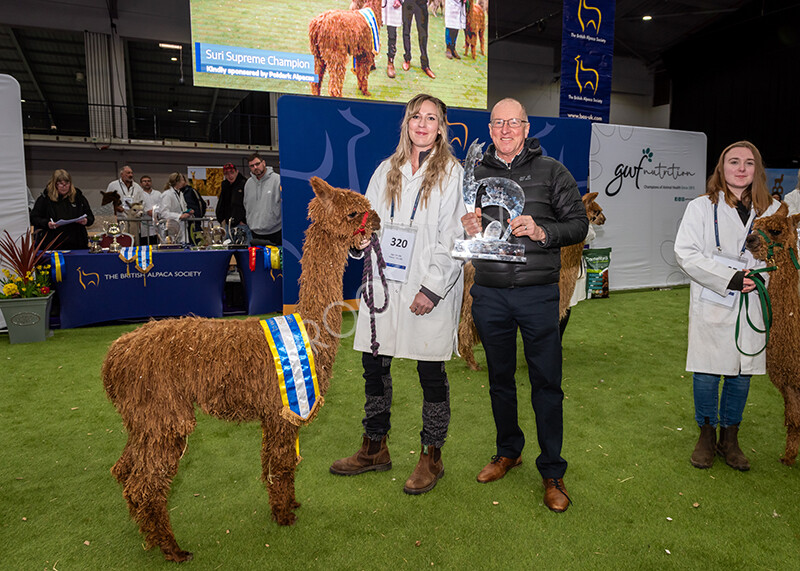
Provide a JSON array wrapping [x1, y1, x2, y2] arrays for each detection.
[[170, 57, 178, 61], [642, 15, 652, 21], [20, 98, 25, 103], [167, 109, 173, 113], [159, 43, 182, 50]]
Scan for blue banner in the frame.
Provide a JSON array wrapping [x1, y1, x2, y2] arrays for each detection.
[[277, 95, 592, 307], [559, 0, 616, 123]]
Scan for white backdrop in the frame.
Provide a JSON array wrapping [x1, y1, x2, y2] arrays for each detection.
[[0, 75, 32, 329], [589, 124, 707, 290]]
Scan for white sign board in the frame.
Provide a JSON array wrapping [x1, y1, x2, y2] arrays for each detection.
[[589, 124, 707, 290]]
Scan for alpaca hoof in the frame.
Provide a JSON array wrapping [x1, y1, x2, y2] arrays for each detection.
[[164, 549, 193, 563], [272, 511, 297, 526], [780, 456, 796, 466]]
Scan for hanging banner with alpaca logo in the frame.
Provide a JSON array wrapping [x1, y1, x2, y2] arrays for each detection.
[[559, 0, 616, 123]]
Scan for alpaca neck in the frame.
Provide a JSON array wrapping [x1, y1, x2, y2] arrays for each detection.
[[766, 253, 800, 345], [295, 224, 351, 393]]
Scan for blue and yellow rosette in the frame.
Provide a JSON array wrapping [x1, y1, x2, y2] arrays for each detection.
[[260, 313, 322, 427]]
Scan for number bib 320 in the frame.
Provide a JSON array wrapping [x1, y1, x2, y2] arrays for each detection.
[[380, 223, 418, 283]]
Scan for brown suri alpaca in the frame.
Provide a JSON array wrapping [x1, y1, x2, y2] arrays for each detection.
[[102, 176, 380, 562], [558, 192, 606, 320], [457, 192, 605, 371], [309, 0, 383, 98], [463, 0, 486, 59], [745, 202, 800, 465]]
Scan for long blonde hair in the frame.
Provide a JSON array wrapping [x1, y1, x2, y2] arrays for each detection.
[[384, 94, 457, 210], [705, 140, 771, 216], [46, 169, 76, 202]]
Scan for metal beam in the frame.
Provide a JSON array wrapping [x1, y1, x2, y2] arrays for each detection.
[[205, 88, 219, 141], [5, 26, 57, 130]]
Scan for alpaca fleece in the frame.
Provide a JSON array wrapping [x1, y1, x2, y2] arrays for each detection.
[[745, 202, 800, 465], [103, 177, 380, 562], [309, 0, 383, 98], [463, 1, 485, 59]]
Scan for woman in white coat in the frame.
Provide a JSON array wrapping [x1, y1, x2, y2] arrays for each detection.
[[444, 0, 466, 59], [330, 94, 466, 495], [675, 141, 778, 471], [159, 172, 192, 243]]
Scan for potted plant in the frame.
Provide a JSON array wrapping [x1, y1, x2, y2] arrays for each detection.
[[0, 229, 59, 344]]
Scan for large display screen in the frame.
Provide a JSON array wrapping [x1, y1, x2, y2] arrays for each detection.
[[189, 0, 488, 109]]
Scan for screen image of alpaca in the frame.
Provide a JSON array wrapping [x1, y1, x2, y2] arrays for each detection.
[[189, 0, 488, 109]]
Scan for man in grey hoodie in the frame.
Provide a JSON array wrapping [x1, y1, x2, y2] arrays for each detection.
[[243, 152, 282, 245]]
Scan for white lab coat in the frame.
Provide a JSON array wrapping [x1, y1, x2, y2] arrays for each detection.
[[105, 179, 145, 211], [159, 187, 189, 243], [674, 192, 779, 375], [445, 0, 467, 29], [353, 156, 466, 361], [383, 0, 402, 27], [141, 190, 162, 237]]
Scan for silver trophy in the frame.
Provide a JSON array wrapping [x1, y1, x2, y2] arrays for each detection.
[[452, 140, 527, 263]]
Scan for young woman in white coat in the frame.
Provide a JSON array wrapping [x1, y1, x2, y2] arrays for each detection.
[[675, 141, 779, 471], [159, 172, 192, 243], [330, 94, 466, 494]]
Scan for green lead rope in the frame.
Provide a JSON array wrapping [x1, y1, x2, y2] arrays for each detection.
[[735, 229, 800, 356]]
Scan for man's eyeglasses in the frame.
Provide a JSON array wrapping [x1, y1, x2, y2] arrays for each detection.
[[489, 118, 528, 129], [248, 160, 264, 169]]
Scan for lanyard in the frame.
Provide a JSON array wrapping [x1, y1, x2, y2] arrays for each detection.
[[390, 189, 422, 225], [713, 203, 754, 256]]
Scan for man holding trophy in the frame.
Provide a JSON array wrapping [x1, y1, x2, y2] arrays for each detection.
[[460, 98, 587, 513]]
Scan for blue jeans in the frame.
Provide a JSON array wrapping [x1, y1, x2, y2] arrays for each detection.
[[693, 372, 751, 427]]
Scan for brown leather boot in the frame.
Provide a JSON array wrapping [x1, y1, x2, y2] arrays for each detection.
[[330, 435, 391, 475], [690, 423, 716, 469], [717, 424, 750, 471], [543, 478, 571, 512], [403, 445, 443, 495], [386, 58, 396, 78]]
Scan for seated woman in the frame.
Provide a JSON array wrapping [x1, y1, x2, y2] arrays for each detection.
[[159, 173, 192, 244], [30, 169, 95, 250]]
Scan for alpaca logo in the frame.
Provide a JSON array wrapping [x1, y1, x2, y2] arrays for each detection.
[[77, 267, 100, 290], [578, 0, 602, 34], [574, 55, 599, 94], [447, 121, 469, 151]]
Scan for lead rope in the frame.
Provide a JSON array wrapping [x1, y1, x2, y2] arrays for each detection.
[[735, 230, 800, 356], [361, 234, 389, 357]]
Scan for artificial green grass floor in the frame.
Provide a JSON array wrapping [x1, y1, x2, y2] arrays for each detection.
[[2, 287, 800, 569]]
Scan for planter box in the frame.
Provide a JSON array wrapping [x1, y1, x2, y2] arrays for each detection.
[[0, 293, 54, 344]]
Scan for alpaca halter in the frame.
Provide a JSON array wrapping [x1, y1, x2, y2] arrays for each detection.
[[735, 229, 800, 356], [353, 212, 370, 236]]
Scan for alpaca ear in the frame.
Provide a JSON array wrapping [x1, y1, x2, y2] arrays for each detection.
[[777, 201, 789, 217], [309, 177, 334, 205], [583, 192, 598, 205], [790, 213, 800, 228]]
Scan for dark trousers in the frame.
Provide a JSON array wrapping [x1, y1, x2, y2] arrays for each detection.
[[387, 26, 397, 60], [361, 352, 450, 447], [402, 0, 430, 69], [470, 283, 567, 479]]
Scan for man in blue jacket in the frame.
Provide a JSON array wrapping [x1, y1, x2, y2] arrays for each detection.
[[461, 98, 588, 512]]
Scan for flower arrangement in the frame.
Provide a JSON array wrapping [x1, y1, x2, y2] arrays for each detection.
[[0, 230, 58, 299]]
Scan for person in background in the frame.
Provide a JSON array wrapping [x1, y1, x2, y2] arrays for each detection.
[[182, 176, 207, 243], [444, 0, 466, 59], [383, 0, 403, 78], [216, 163, 249, 242], [106, 165, 144, 214], [460, 97, 588, 513], [30, 169, 95, 250], [139, 175, 161, 246], [401, 0, 435, 79], [781, 168, 800, 215], [330, 94, 465, 495], [674, 141, 779, 472], [160, 172, 192, 244], [243, 152, 281, 245]]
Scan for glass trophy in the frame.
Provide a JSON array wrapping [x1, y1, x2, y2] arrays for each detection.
[[452, 140, 527, 263]]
